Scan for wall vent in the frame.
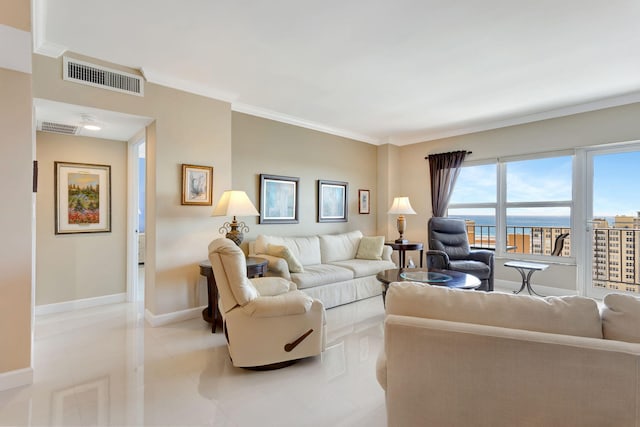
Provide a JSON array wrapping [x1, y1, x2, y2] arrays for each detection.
[[39, 121, 79, 135], [63, 57, 144, 96]]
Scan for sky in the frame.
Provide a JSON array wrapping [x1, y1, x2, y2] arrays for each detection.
[[449, 152, 640, 217]]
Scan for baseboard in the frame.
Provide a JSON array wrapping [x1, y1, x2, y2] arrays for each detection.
[[144, 306, 206, 327], [35, 293, 127, 316], [494, 279, 578, 297], [0, 367, 33, 391]]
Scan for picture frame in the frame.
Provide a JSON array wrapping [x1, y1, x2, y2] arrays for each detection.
[[181, 164, 213, 206], [358, 189, 370, 214], [318, 180, 348, 222], [259, 174, 299, 224], [55, 161, 111, 234]]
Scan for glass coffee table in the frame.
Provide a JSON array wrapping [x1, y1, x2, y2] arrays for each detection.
[[376, 268, 481, 304]]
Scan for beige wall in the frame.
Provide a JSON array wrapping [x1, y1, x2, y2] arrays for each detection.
[[35, 132, 127, 305], [231, 112, 379, 245], [394, 102, 640, 291], [0, 1, 32, 378], [33, 53, 232, 316]]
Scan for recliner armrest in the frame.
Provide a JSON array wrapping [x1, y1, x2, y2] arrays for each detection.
[[467, 249, 494, 266], [426, 250, 449, 269], [241, 290, 313, 317]]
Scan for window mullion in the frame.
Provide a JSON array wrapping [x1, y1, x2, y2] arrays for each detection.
[[496, 162, 507, 255]]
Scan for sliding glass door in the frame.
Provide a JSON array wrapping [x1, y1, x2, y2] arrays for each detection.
[[585, 144, 640, 298]]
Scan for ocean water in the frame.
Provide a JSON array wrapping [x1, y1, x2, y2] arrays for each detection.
[[454, 215, 572, 228]]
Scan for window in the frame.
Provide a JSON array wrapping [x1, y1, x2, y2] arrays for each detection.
[[448, 163, 497, 249], [448, 153, 573, 259]]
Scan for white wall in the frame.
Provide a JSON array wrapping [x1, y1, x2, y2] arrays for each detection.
[[35, 132, 127, 305]]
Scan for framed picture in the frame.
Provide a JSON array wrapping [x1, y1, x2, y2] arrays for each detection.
[[358, 189, 370, 214], [318, 180, 348, 222], [260, 174, 299, 224], [55, 161, 111, 234], [181, 164, 213, 206]]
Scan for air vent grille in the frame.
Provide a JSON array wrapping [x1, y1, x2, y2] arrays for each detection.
[[39, 121, 79, 135], [63, 57, 144, 96]]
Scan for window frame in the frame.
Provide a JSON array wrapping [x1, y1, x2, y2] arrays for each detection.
[[448, 150, 575, 263]]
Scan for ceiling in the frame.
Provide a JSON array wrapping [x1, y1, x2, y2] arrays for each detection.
[[33, 0, 640, 145]]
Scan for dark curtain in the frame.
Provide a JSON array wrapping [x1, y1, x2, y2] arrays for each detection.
[[427, 150, 468, 217]]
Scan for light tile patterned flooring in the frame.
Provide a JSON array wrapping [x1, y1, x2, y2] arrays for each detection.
[[0, 290, 388, 426]]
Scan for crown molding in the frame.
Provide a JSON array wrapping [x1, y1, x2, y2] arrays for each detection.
[[232, 102, 380, 145], [391, 91, 640, 146], [140, 67, 238, 103], [32, 0, 66, 58]]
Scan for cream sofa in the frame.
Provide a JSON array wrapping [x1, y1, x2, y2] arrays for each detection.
[[249, 230, 396, 308], [377, 282, 640, 427]]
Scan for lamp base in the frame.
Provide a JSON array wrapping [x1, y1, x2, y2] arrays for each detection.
[[395, 238, 408, 244]]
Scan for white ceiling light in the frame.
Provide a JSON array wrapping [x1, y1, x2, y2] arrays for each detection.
[[80, 114, 101, 131]]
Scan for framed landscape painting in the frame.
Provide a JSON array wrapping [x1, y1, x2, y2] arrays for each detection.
[[318, 180, 348, 222], [260, 174, 299, 224], [55, 161, 111, 234]]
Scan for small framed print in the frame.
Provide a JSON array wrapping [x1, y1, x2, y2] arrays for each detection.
[[318, 180, 348, 222], [181, 164, 213, 206], [55, 161, 111, 234], [358, 189, 370, 214]]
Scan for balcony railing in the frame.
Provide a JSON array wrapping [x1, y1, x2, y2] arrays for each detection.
[[466, 225, 571, 256], [465, 224, 639, 291]]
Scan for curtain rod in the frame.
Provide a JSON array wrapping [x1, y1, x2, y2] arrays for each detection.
[[424, 150, 472, 159]]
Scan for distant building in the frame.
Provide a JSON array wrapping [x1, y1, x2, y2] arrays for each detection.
[[593, 213, 640, 293]]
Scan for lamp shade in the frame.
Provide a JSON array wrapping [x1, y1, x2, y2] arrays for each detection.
[[212, 190, 259, 217], [387, 197, 416, 215]]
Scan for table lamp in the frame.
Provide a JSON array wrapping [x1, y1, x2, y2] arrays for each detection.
[[212, 190, 259, 246], [388, 196, 416, 243]]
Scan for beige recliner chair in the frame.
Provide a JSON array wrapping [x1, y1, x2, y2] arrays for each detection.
[[208, 238, 326, 368]]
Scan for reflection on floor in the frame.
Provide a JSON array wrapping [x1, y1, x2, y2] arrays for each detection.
[[0, 296, 387, 426]]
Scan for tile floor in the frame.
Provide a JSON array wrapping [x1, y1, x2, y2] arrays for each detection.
[[0, 294, 388, 426]]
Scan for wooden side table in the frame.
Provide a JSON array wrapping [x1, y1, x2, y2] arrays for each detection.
[[199, 256, 268, 333], [384, 242, 424, 268]]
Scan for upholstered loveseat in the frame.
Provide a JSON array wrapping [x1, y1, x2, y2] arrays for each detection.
[[377, 282, 640, 427], [249, 230, 396, 308]]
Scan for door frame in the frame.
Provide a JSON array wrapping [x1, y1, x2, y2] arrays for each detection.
[[126, 130, 146, 303]]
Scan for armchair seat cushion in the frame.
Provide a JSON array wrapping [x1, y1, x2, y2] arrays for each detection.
[[448, 260, 491, 279]]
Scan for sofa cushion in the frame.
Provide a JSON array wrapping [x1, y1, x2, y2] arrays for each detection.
[[356, 236, 385, 260], [330, 259, 396, 278], [290, 264, 354, 289], [255, 234, 321, 266], [319, 230, 363, 263], [386, 282, 603, 338], [602, 293, 640, 343], [266, 244, 304, 273]]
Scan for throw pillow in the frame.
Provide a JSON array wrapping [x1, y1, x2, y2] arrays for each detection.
[[602, 293, 640, 343], [266, 244, 304, 273], [356, 236, 385, 260]]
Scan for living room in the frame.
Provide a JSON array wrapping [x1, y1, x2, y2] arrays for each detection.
[[2, 1, 640, 425]]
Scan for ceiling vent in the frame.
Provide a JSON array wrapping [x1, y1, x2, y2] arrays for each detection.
[[63, 57, 144, 96], [38, 121, 80, 135]]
